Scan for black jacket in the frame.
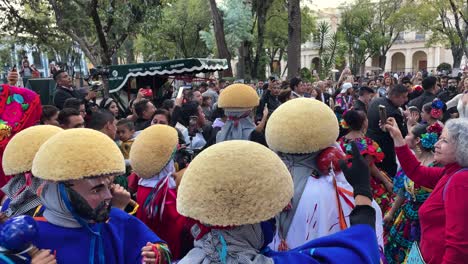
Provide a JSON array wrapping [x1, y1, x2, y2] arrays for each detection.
[[367, 97, 407, 177], [353, 99, 367, 113], [256, 90, 281, 121], [408, 91, 436, 111], [53, 86, 84, 109]]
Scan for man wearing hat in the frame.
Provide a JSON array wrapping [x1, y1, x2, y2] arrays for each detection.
[[1, 125, 63, 217], [176, 140, 380, 264], [31, 128, 170, 264], [353, 86, 375, 114], [265, 98, 384, 252], [131, 125, 193, 260], [216, 83, 266, 145]]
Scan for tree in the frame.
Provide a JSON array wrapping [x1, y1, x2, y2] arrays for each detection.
[[208, 0, 233, 77], [264, 0, 315, 78], [373, 0, 406, 70], [287, 0, 301, 79], [406, 0, 468, 69], [0, 0, 166, 67], [315, 22, 345, 79], [339, 0, 381, 75], [135, 0, 211, 61]]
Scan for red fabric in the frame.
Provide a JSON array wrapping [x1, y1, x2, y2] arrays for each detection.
[[395, 145, 468, 264], [127, 172, 139, 193], [0, 84, 42, 199], [136, 182, 193, 260]]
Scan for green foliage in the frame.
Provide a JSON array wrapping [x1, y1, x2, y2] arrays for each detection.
[[437, 63, 452, 73], [338, 0, 407, 73], [136, 0, 211, 61], [300, 67, 313, 82], [200, 0, 253, 57], [264, 0, 315, 77], [0, 0, 166, 66]]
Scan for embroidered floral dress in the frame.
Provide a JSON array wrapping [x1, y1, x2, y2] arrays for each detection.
[[384, 165, 434, 264], [0, 84, 41, 196], [339, 136, 393, 214]]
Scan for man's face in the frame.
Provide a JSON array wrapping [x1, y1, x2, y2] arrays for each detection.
[[57, 72, 72, 87], [448, 79, 458, 91], [116, 125, 134, 142], [143, 102, 156, 120], [441, 78, 448, 88], [390, 92, 408, 107], [270, 82, 281, 96], [361, 92, 372, 104], [296, 81, 305, 94], [151, 114, 169, 125], [67, 177, 113, 222], [79, 104, 86, 118], [104, 119, 117, 140], [192, 91, 203, 105], [258, 81, 264, 88], [63, 115, 85, 129]]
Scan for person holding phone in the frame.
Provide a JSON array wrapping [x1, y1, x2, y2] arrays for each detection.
[[366, 84, 409, 178]]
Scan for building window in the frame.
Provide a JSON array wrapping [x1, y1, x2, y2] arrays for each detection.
[[415, 32, 425, 40]]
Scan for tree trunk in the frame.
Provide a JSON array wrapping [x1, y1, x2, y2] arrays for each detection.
[[378, 54, 386, 71], [287, 0, 301, 79], [451, 46, 463, 69], [208, 0, 233, 77], [125, 38, 135, 64], [252, 0, 272, 79], [237, 44, 245, 79]]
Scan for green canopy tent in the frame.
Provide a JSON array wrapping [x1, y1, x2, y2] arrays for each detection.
[[108, 58, 228, 93]]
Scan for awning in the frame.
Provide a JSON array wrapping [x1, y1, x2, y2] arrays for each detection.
[[108, 58, 228, 93]]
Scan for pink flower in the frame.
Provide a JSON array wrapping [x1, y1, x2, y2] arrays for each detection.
[[2, 102, 24, 125]]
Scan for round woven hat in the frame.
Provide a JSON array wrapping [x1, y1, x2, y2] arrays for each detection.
[[266, 98, 339, 154], [218, 84, 259, 108], [177, 140, 293, 226], [32, 128, 125, 181], [3, 125, 63, 176], [130, 125, 178, 179]]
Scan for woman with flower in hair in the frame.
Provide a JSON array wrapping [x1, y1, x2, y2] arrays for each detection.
[[384, 122, 443, 264], [421, 99, 446, 126], [338, 110, 394, 214]]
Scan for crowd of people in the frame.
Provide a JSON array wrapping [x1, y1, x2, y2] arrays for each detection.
[[0, 65, 467, 264]]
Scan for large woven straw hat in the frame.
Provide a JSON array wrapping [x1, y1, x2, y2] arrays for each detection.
[[3, 125, 63, 176], [177, 140, 293, 226], [218, 84, 259, 108], [265, 98, 339, 154], [129, 125, 178, 179], [32, 128, 125, 181]]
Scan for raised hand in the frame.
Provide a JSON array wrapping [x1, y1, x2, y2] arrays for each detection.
[[338, 141, 372, 200]]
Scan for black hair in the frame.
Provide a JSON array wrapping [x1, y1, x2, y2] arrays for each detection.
[[86, 110, 115, 131], [57, 108, 81, 126], [401, 76, 412, 84], [179, 101, 199, 127], [116, 118, 135, 131], [63, 98, 84, 110], [289, 77, 302, 91], [412, 123, 429, 141], [41, 105, 59, 124], [152, 109, 172, 124], [388, 84, 409, 97], [53, 70, 66, 81], [343, 110, 367, 131], [200, 82, 208, 88], [211, 106, 225, 120], [161, 99, 175, 111], [269, 76, 276, 82], [422, 76, 437, 90], [99, 97, 115, 110], [134, 99, 151, 118], [358, 86, 375, 96]]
